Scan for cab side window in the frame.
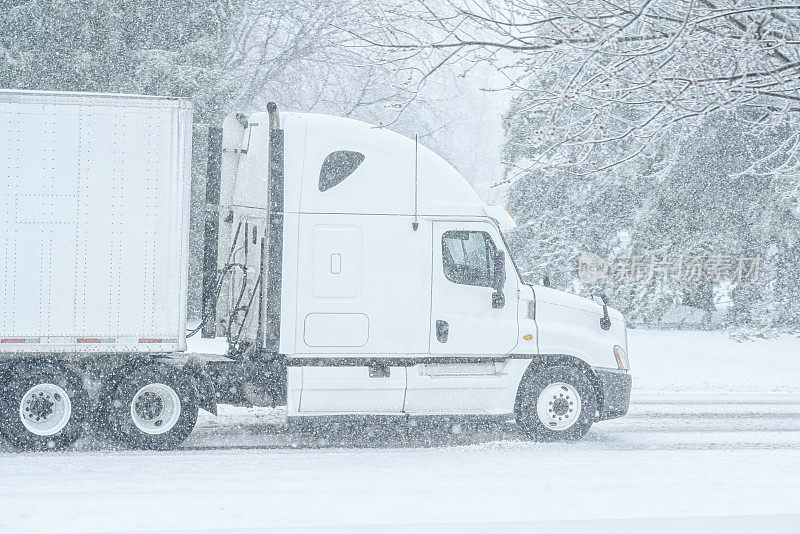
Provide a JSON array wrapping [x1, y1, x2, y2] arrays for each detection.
[[442, 231, 497, 287]]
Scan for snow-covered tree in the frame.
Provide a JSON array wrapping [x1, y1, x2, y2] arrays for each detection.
[[356, 0, 800, 187], [504, 96, 800, 329]]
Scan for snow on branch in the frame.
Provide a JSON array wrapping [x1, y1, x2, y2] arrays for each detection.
[[352, 0, 800, 183]]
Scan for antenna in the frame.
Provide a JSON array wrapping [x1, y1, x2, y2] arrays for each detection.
[[412, 133, 419, 231]]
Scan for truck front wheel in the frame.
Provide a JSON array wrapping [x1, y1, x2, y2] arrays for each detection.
[[104, 364, 199, 450], [0, 362, 89, 451], [515, 365, 596, 442]]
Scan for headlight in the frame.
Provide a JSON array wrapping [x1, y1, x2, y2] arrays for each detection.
[[613, 345, 629, 370]]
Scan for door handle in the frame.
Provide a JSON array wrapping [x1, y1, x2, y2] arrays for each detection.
[[436, 320, 449, 343]]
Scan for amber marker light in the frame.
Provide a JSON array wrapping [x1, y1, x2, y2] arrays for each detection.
[[613, 345, 630, 370]]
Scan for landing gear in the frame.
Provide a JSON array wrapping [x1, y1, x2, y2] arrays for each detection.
[[0, 362, 89, 450], [515, 365, 596, 442]]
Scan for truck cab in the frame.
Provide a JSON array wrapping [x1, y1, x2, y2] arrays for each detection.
[[207, 105, 631, 440]]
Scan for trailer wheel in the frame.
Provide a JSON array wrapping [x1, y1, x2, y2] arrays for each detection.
[[515, 365, 596, 442], [0, 362, 89, 451], [105, 364, 199, 450]]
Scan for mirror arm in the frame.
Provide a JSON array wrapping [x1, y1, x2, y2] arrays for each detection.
[[600, 306, 611, 330]]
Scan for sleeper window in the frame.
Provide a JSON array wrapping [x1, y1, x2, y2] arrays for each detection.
[[318, 150, 365, 191], [442, 231, 497, 287]]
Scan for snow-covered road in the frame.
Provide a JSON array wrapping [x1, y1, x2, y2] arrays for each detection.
[[1, 330, 800, 533]]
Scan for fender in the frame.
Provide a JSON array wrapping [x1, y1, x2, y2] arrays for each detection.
[[181, 360, 219, 416]]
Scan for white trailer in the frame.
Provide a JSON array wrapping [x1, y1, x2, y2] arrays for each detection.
[[0, 90, 192, 354], [0, 90, 631, 452]]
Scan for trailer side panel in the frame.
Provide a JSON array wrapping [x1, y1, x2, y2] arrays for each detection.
[[0, 90, 192, 354]]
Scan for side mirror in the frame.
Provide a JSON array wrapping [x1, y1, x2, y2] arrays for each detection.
[[492, 290, 505, 309], [593, 293, 612, 330]]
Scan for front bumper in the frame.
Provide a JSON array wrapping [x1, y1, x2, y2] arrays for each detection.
[[594, 368, 632, 420]]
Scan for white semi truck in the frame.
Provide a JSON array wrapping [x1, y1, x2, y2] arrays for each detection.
[[0, 90, 631, 451]]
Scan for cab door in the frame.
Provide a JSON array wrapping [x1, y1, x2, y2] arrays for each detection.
[[429, 221, 519, 355]]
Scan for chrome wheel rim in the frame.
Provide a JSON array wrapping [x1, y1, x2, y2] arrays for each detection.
[[19, 383, 72, 436], [130, 383, 181, 435], [536, 382, 581, 431]]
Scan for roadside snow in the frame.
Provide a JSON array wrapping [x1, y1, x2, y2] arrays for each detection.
[[629, 329, 800, 395], [186, 335, 230, 355]]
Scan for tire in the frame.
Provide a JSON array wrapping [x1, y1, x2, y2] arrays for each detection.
[[0, 362, 89, 451], [104, 363, 199, 450], [90, 361, 139, 442], [515, 364, 597, 442]]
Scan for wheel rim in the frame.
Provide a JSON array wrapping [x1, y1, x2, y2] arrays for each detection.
[[536, 382, 581, 431], [19, 383, 72, 436], [130, 383, 181, 435]]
